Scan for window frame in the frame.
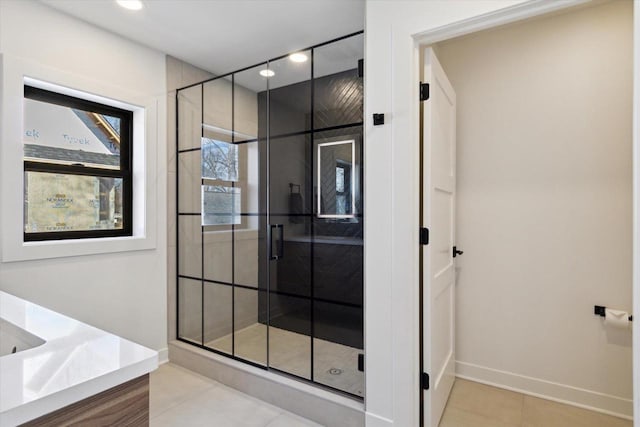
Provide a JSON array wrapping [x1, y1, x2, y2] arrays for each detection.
[[23, 85, 134, 241]]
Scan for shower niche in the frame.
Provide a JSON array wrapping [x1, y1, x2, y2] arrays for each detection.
[[176, 32, 364, 398]]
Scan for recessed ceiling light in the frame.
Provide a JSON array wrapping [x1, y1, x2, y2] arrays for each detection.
[[289, 53, 308, 63], [116, 0, 143, 11], [260, 69, 275, 77]]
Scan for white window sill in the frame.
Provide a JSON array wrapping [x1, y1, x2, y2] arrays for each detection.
[[4, 234, 156, 262]]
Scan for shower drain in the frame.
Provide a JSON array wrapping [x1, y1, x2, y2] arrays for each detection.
[[328, 368, 342, 375]]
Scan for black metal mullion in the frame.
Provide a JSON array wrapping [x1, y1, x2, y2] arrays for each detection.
[[201, 83, 205, 348], [178, 146, 202, 154], [266, 59, 271, 370], [24, 162, 128, 178], [179, 121, 363, 154], [176, 90, 181, 343], [178, 274, 363, 309], [309, 46, 315, 383], [231, 73, 236, 357]]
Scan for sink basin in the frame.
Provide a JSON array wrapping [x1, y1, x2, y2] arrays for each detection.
[[0, 318, 45, 356]]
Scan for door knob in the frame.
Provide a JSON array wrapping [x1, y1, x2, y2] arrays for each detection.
[[453, 246, 464, 258]]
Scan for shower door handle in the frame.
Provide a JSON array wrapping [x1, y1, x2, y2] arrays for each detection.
[[269, 224, 284, 260]]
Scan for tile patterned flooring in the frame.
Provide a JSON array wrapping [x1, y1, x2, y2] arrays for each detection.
[[150, 363, 321, 426], [208, 323, 364, 396], [150, 363, 632, 427], [439, 379, 633, 427]]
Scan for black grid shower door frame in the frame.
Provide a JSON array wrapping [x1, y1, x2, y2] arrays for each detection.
[[176, 30, 364, 399]]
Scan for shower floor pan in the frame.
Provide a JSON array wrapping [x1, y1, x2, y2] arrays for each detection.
[[207, 323, 364, 397]]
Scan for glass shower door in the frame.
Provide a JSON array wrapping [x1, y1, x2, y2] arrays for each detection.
[[265, 51, 313, 380], [176, 31, 364, 398]]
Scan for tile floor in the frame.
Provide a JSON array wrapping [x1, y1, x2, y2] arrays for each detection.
[[439, 379, 633, 427], [150, 363, 632, 427], [208, 323, 364, 396], [150, 363, 322, 426]]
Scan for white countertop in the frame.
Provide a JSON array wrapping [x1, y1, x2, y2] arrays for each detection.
[[0, 291, 158, 426]]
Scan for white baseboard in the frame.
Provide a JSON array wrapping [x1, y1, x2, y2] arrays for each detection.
[[455, 360, 633, 420], [158, 347, 169, 364], [364, 412, 394, 427]]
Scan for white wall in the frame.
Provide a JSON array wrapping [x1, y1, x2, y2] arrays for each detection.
[[435, 0, 633, 416], [0, 0, 167, 356], [363, 1, 596, 426]]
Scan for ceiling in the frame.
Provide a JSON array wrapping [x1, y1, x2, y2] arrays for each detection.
[[40, 0, 365, 77]]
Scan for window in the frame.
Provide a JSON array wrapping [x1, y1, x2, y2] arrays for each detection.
[[201, 138, 241, 226], [23, 86, 133, 241]]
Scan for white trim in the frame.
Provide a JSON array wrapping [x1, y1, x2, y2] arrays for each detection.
[[414, 0, 591, 46], [0, 54, 159, 261], [633, 2, 640, 426], [456, 360, 633, 420], [158, 348, 169, 365], [364, 412, 394, 427]]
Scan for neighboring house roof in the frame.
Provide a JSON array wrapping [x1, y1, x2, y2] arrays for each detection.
[[24, 144, 119, 168], [73, 110, 121, 155]]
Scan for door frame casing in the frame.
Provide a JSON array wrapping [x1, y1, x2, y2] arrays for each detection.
[[405, 0, 637, 426]]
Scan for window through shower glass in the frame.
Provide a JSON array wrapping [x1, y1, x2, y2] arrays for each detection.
[[176, 31, 364, 398]]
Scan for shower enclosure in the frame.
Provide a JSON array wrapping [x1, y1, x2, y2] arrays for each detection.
[[176, 32, 364, 397]]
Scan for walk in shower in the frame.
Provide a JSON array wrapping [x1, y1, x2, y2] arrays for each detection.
[[176, 32, 364, 398]]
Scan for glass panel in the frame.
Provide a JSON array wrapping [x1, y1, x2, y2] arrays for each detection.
[[313, 301, 363, 396], [233, 141, 262, 287], [313, 33, 364, 129], [178, 85, 202, 151], [269, 293, 311, 379], [178, 150, 200, 213], [234, 287, 266, 365], [229, 65, 268, 366], [202, 185, 240, 226], [203, 224, 232, 284], [233, 65, 263, 142], [23, 98, 121, 170], [178, 215, 201, 278], [203, 78, 232, 142], [178, 278, 202, 345], [270, 215, 311, 299], [267, 50, 311, 136], [24, 172, 123, 234], [313, 241, 363, 305], [203, 282, 232, 354]]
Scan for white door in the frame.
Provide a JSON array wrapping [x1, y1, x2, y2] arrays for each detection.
[[422, 47, 457, 427]]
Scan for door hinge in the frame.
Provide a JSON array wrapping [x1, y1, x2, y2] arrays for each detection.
[[422, 372, 430, 390], [358, 354, 364, 372], [419, 82, 430, 101], [420, 227, 429, 245]]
